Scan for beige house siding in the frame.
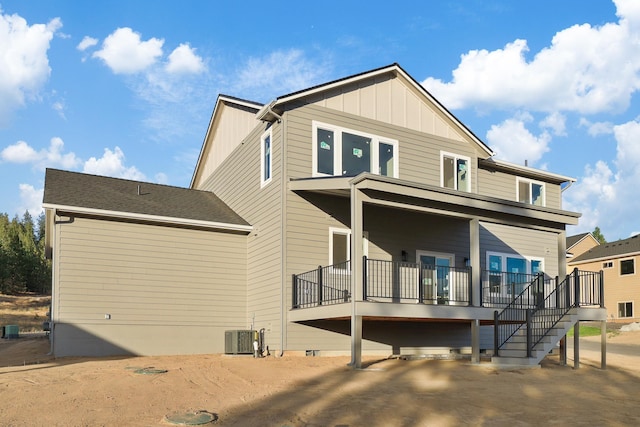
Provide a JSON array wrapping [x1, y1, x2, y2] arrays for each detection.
[[569, 236, 599, 258], [569, 255, 639, 321], [51, 216, 247, 357], [477, 168, 562, 210], [285, 104, 481, 191], [480, 222, 559, 277], [197, 120, 284, 352], [193, 102, 259, 188]]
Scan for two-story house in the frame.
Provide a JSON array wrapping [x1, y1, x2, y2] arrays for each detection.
[[569, 234, 640, 322], [44, 63, 606, 367]]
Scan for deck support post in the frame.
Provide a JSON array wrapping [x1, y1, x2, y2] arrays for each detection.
[[601, 320, 607, 369], [471, 319, 480, 363], [469, 218, 480, 306], [573, 320, 580, 369], [349, 181, 365, 369]]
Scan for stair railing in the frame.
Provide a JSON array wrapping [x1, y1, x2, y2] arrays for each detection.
[[495, 268, 604, 358]]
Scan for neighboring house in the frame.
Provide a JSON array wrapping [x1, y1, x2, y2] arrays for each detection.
[[566, 232, 600, 259], [44, 63, 606, 366], [569, 234, 640, 322]]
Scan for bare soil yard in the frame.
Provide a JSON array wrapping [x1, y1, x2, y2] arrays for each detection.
[[1, 297, 639, 426]]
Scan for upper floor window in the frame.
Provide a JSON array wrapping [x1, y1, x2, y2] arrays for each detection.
[[517, 178, 545, 206], [603, 261, 614, 269], [621, 259, 635, 276], [260, 129, 272, 187], [313, 121, 398, 178], [441, 152, 470, 192]]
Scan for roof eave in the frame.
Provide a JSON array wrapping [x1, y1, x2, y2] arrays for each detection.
[[43, 203, 253, 234]]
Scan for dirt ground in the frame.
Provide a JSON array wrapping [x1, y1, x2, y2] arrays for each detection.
[[0, 331, 639, 426]]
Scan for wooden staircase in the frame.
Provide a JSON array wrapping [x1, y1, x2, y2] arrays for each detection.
[[490, 309, 579, 367]]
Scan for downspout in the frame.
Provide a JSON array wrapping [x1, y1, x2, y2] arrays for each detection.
[[264, 105, 286, 357], [47, 208, 56, 356]]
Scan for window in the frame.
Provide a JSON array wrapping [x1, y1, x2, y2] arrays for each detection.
[[441, 152, 470, 192], [260, 129, 272, 187], [621, 259, 635, 276], [603, 261, 614, 269], [618, 301, 633, 318], [517, 178, 545, 206], [486, 252, 544, 295], [313, 121, 398, 178], [329, 227, 368, 270]]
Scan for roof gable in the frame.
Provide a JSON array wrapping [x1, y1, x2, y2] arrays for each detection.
[[571, 234, 640, 263], [44, 169, 250, 231], [259, 63, 494, 157]]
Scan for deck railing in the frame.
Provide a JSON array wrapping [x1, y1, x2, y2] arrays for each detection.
[[481, 271, 556, 308], [365, 258, 471, 305], [292, 261, 351, 309]]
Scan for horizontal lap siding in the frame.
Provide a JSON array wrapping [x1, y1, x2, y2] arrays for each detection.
[[200, 121, 283, 350], [284, 105, 478, 351], [480, 222, 559, 277], [54, 217, 247, 356], [478, 168, 563, 210], [285, 104, 480, 189]]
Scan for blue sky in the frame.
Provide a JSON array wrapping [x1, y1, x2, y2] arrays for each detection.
[[0, 0, 638, 241]]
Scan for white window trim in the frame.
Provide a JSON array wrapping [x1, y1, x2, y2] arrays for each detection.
[[617, 301, 634, 318], [620, 258, 635, 276], [485, 251, 544, 275], [328, 227, 368, 272], [312, 120, 399, 178], [440, 151, 471, 192], [260, 129, 272, 187], [516, 177, 546, 207]]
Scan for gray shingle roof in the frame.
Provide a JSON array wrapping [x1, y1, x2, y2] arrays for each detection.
[[43, 169, 250, 227], [571, 234, 640, 262]]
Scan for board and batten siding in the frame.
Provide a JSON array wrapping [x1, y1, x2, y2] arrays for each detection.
[[52, 216, 247, 357], [302, 72, 466, 143], [193, 102, 259, 188], [198, 120, 284, 351]]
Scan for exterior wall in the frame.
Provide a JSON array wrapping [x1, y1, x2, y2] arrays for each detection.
[[477, 168, 562, 210], [193, 102, 259, 188], [569, 255, 640, 322], [286, 104, 482, 191], [479, 222, 559, 277], [569, 236, 599, 258], [198, 120, 284, 353], [306, 73, 466, 143], [51, 216, 247, 357]]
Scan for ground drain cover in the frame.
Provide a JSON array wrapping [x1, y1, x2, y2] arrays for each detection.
[[129, 366, 168, 375], [164, 410, 217, 425]]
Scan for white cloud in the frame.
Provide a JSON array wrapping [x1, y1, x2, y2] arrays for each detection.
[[486, 114, 551, 166], [1, 137, 80, 169], [52, 100, 65, 119], [0, 10, 61, 126], [93, 27, 163, 74], [83, 146, 146, 180], [540, 112, 566, 136], [165, 43, 205, 74], [18, 183, 43, 217], [579, 118, 615, 136], [234, 49, 332, 101], [565, 117, 640, 239], [77, 35, 98, 51], [422, 0, 640, 115]]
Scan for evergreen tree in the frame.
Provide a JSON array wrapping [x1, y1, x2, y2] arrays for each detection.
[[592, 226, 607, 244], [0, 211, 51, 295]]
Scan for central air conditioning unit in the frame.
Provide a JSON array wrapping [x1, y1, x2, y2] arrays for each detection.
[[225, 330, 255, 354]]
